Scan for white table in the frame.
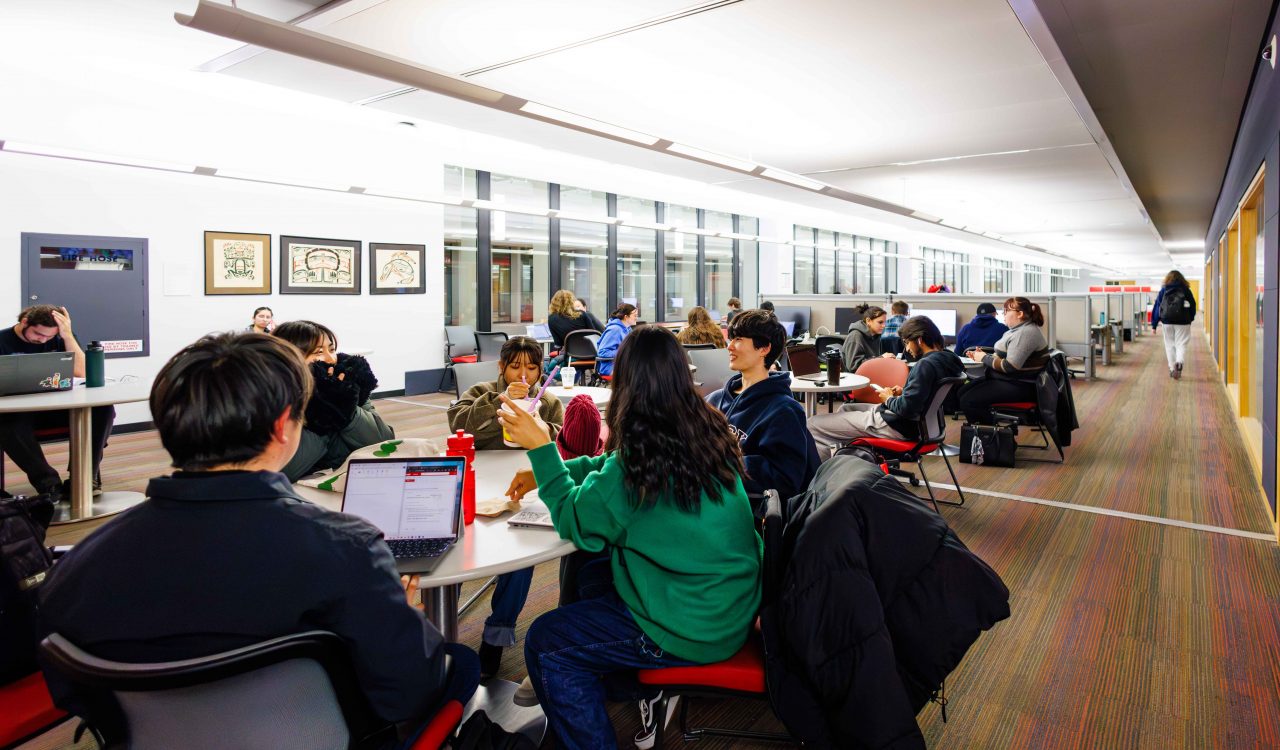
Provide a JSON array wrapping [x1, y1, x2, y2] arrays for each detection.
[[0, 380, 151, 523], [545, 385, 610, 407], [788, 372, 870, 416]]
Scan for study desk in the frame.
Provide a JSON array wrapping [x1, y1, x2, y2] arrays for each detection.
[[0, 380, 152, 523], [788, 372, 870, 416]]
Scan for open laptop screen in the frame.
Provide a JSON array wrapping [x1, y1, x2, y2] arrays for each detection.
[[342, 458, 464, 541]]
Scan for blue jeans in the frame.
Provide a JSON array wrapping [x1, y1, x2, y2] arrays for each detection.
[[524, 562, 696, 750], [484, 567, 533, 646]]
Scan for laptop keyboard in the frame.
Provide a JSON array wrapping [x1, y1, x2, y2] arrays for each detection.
[[387, 538, 451, 559]]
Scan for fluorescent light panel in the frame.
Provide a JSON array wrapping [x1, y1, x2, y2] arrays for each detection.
[[2, 140, 196, 172], [664, 143, 758, 172], [518, 102, 660, 146], [759, 168, 827, 191], [1163, 240, 1204, 249]]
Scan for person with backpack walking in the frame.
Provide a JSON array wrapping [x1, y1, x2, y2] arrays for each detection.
[[1151, 270, 1197, 379]]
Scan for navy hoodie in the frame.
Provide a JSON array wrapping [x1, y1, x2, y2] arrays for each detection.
[[708, 372, 821, 501], [954, 314, 1008, 353]]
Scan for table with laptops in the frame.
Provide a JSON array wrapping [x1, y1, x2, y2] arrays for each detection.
[[784, 344, 870, 415]]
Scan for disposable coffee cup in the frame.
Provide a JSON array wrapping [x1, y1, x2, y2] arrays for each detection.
[[562, 366, 576, 389], [499, 403, 520, 447]]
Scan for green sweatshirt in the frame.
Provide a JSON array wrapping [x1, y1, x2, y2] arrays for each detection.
[[448, 376, 565, 451], [527, 442, 762, 663]]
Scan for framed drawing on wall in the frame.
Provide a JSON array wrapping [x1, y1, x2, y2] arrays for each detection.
[[280, 235, 361, 295], [369, 242, 426, 295], [204, 231, 271, 295]]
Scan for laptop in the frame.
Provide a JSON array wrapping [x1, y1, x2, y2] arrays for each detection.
[[786, 345, 828, 382], [340, 456, 466, 574], [526, 323, 552, 340], [0, 352, 75, 396], [507, 505, 555, 529]]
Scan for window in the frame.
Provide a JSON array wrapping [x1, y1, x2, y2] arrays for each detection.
[[559, 184, 607, 217], [1024, 264, 1044, 293], [983, 258, 1013, 294], [616, 195, 656, 223], [882, 244, 899, 293], [443, 165, 478, 201], [490, 212, 549, 334], [918, 248, 966, 293], [704, 212, 734, 318], [444, 206, 477, 326], [738, 216, 760, 307], [618, 225, 656, 319], [665, 229, 698, 319], [490, 173, 548, 213], [1050, 267, 1079, 293], [560, 219, 609, 315], [793, 225, 815, 294]]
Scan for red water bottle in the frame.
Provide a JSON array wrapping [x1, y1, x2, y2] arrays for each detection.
[[446, 429, 477, 525]]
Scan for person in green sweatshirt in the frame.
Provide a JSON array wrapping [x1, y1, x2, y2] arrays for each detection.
[[497, 325, 762, 750]]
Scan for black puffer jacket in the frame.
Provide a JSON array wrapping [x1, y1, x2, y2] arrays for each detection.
[[762, 457, 1010, 749]]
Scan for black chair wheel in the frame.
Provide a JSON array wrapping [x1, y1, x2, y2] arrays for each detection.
[[909, 477, 921, 487]]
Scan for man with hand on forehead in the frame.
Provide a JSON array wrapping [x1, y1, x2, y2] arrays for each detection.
[[0, 304, 114, 499]]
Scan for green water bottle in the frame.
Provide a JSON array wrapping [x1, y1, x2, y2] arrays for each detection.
[[86, 341, 105, 388]]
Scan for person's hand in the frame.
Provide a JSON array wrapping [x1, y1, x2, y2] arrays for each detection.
[[497, 394, 552, 449], [506, 468, 537, 502], [325, 366, 346, 381], [400, 574, 422, 609], [51, 307, 73, 341], [968, 350, 985, 363], [875, 387, 893, 403], [573, 299, 586, 312], [506, 380, 531, 400]]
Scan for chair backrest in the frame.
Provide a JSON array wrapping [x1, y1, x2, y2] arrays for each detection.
[[918, 376, 965, 445], [473, 331, 509, 362], [686, 348, 735, 397], [813, 335, 845, 357], [39, 630, 378, 750], [452, 360, 497, 400], [761, 490, 784, 607], [444, 326, 476, 358], [562, 329, 600, 360], [852, 357, 909, 403], [681, 342, 718, 351]]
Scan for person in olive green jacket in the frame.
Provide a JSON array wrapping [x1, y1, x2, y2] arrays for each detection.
[[274, 321, 395, 482], [498, 325, 761, 750], [446, 336, 565, 678]]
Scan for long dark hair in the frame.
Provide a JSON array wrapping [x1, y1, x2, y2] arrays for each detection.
[[605, 326, 744, 511], [610, 303, 638, 320], [854, 303, 887, 322], [274, 320, 337, 356]]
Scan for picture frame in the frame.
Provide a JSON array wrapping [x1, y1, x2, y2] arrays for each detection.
[[279, 235, 362, 295], [368, 242, 427, 295], [203, 231, 271, 295]]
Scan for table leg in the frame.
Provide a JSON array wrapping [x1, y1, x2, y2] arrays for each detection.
[[68, 407, 92, 520], [422, 583, 461, 641], [805, 392, 817, 416]]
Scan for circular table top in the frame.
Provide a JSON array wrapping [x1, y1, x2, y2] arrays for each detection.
[[787, 372, 869, 393], [546, 385, 611, 406], [294, 449, 575, 588], [0, 379, 152, 413]]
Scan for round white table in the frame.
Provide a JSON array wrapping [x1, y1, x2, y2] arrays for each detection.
[[545, 385, 610, 407], [0, 379, 152, 523], [788, 372, 870, 416]]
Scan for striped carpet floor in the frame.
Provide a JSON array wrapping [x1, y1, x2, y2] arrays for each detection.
[[15, 326, 1280, 749]]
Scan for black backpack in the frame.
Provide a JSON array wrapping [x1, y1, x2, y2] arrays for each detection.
[[0, 493, 56, 682], [1159, 286, 1194, 324]]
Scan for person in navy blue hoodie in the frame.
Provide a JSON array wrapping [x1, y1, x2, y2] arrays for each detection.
[[708, 309, 820, 502], [955, 302, 1008, 354], [595, 303, 637, 378]]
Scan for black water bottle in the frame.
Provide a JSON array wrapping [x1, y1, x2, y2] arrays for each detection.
[[86, 341, 105, 388], [825, 349, 842, 385]]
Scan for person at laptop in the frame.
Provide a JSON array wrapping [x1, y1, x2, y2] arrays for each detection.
[[0, 304, 113, 499], [36, 332, 479, 746], [447, 335, 565, 678], [840, 303, 896, 373], [809, 316, 964, 458], [497, 326, 761, 750], [273, 321, 395, 482], [954, 302, 1008, 354], [675, 306, 727, 348], [708, 309, 819, 504]]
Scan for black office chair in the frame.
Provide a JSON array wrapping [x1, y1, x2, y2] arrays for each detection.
[[814, 335, 845, 359], [562, 329, 601, 385], [681, 342, 718, 351], [39, 631, 465, 750], [472, 331, 508, 362]]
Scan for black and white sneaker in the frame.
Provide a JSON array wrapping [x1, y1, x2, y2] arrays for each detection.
[[634, 692, 678, 750]]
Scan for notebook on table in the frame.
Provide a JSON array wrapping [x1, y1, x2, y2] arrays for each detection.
[[340, 456, 466, 574], [0, 352, 75, 397]]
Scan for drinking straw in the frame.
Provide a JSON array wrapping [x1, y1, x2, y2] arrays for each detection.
[[527, 366, 560, 413]]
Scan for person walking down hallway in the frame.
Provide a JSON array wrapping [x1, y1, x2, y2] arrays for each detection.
[[1151, 270, 1197, 380]]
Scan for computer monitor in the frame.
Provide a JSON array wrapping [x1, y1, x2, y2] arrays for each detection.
[[771, 306, 811, 337], [910, 308, 957, 337], [834, 307, 862, 333], [781, 320, 796, 337]]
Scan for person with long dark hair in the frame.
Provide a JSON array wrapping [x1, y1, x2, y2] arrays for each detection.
[[496, 326, 761, 750], [246, 306, 274, 333], [957, 297, 1050, 424], [594, 303, 638, 378], [1151, 269, 1197, 379], [841, 303, 896, 371], [273, 321, 394, 481]]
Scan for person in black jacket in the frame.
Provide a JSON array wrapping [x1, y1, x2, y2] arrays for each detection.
[[37, 332, 478, 747], [547, 289, 604, 349], [810, 316, 963, 457], [708, 309, 820, 503]]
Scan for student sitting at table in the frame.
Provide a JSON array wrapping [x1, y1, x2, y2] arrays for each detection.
[[676, 306, 728, 349], [547, 289, 605, 350], [809, 316, 964, 458], [595, 303, 639, 379], [957, 297, 1049, 425], [708, 309, 820, 503], [37, 332, 478, 747], [273, 321, 394, 482], [447, 335, 565, 677], [954, 302, 1008, 354], [497, 326, 761, 750], [841, 303, 897, 372]]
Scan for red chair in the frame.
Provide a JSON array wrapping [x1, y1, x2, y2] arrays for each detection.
[[0, 672, 69, 749], [848, 376, 967, 513], [636, 492, 791, 749], [852, 358, 909, 403], [989, 402, 1064, 463]]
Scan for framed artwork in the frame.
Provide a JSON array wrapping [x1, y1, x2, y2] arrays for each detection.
[[204, 231, 271, 295], [369, 242, 426, 295], [279, 235, 361, 295]]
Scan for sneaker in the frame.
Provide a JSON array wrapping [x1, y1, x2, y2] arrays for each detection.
[[478, 642, 502, 679], [1173, 367, 1182, 380], [633, 692, 678, 750], [1169, 369, 1177, 379], [513, 675, 539, 707], [93, 478, 103, 497]]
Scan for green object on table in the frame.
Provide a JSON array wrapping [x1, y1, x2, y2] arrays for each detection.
[[372, 440, 403, 457], [317, 472, 343, 491]]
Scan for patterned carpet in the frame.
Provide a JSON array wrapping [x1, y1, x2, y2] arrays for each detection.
[[15, 326, 1280, 749]]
